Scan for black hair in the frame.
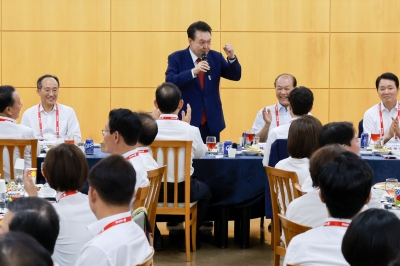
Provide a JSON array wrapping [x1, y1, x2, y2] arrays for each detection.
[[108, 109, 142, 146], [37, 74, 60, 90], [319, 122, 355, 147], [7, 197, 60, 254], [88, 155, 136, 206], [288, 86, 313, 115], [155, 82, 181, 113], [0, 85, 16, 113], [274, 73, 297, 88], [319, 152, 373, 219], [342, 209, 400, 266], [376, 72, 399, 89], [187, 21, 212, 40], [138, 112, 158, 146]]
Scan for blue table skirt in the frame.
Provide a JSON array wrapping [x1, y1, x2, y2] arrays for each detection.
[[361, 155, 400, 184]]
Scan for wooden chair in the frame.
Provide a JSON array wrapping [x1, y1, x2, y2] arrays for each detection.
[[136, 247, 154, 266], [144, 166, 166, 232], [134, 185, 150, 210], [265, 166, 301, 266], [294, 183, 307, 197], [278, 214, 311, 247], [0, 139, 38, 181], [150, 140, 197, 262]]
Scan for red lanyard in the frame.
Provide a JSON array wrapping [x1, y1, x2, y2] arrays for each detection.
[[125, 152, 139, 160], [138, 149, 149, 154], [98, 216, 132, 235], [324, 221, 350, 228], [275, 104, 280, 127], [38, 103, 59, 138], [159, 116, 179, 120], [57, 190, 78, 202], [0, 118, 15, 123], [379, 102, 400, 138]]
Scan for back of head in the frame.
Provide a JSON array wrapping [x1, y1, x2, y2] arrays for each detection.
[[7, 197, 60, 254], [37, 74, 60, 89], [0, 85, 16, 113], [108, 108, 142, 146], [288, 86, 313, 115], [342, 209, 400, 266], [287, 115, 322, 159], [155, 82, 181, 113], [319, 122, 355, 147], [187, 21, 212, 40], [138, 112, 158, 146], [88, 155, 136, 206], [319, 152, 373, 219], [0, 231, 53, 266], [44, 143, 89, 191], [376, 72, 399, 89], [309, 144, 346, 187]]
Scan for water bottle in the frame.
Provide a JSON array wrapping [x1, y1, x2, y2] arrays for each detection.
[[0, 179, 6, 210]]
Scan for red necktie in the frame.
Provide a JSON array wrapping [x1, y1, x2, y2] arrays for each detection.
[[196, 58, 207, 125]]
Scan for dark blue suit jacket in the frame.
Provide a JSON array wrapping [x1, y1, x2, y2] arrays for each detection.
[[165, 47, 241, 135]]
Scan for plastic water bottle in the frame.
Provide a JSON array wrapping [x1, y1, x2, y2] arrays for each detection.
[[0, 179, 6, 210]]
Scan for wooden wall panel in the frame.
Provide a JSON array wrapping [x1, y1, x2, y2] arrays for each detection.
[[310, 89, 329, 126], [2, 32, 110, 88], [221, 0, 330, 32], [110, 88, 155, 112], [220, 32, 329, 89], [111, 32, 221, 87], [331, 0, 400, 32], [2, 0, 110, 31], [111, 0, 220, 31], [330, 34, 400, 89]]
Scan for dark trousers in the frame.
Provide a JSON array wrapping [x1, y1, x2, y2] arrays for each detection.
[[199, 121, 220, 143]]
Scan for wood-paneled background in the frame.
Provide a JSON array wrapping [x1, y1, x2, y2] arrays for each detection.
[[2, 0, 400, 142]]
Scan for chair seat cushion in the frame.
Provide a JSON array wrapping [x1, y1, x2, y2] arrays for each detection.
[[157, 201, 197, 208]]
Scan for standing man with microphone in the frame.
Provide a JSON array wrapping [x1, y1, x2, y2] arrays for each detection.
[[165, 21, 242, 142]]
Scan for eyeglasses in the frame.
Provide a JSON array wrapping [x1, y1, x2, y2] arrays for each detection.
[[101, 129, 110, 136], [43, 89, 59, 94]]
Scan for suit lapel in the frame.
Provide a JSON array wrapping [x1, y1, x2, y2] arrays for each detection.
[[185, 47, 204, 94]]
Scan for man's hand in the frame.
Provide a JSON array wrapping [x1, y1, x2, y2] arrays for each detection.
[[181, 104, 192, 124], [262, 108, 272, 125], [23, 170, 38, 197], [223, 44, 235, 59], [151, 107, 161, 120], [193, 61, 210, 76], [392, 116, 400, 136]]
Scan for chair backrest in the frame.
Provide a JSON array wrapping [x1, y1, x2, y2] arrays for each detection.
[[278, 213, 312, 247], [134, 185, 150, 210], [144, 165, 166, 231], [136, 247, 154, 266], [0, 139, 38, 180], [268, 139, 289, 167], [149, 140, 192, 210], [294, 183, 307, 197]]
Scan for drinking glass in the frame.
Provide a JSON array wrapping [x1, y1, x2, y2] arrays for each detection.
[[206, 136, 216, 156], [371, 133, 381, 147], [245, 132, 255, 146], [385, 178, 398, 203]]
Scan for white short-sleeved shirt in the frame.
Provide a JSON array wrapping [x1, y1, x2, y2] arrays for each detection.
[[363, 102, 399, 143], [0, 116, 35, 181], [21, 103, 81, 141], [75, 211, 152, 266], [252, 102, 291, 134], [283, 218, 351, 266], [123, 149, 150, 194], [275, 157, 310, 185], [52, 191, 97, 266], [136, 146, 159, 171]]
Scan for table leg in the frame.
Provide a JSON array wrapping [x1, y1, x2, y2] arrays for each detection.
[[239, 206, 250, 249], [214, 207, 229, 248]]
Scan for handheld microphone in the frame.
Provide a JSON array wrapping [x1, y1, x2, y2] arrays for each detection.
[[201, 53, 211, 80]]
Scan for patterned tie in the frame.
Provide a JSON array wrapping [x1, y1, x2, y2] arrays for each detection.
[[196, 58, 207, 125]]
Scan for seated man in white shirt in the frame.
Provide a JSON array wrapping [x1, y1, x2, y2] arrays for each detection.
[[284, 152, 373, 266], [75, 155, 152, 266], [252, 73, 296, 142], [363, 72, 400, 145], [21, 74, 81, 141], [137, 112, 159, 171], [102, 109, 149, 202], [0, 85, 35, 180], [153, 82, 211, 250], [262, 86, 314, 166]]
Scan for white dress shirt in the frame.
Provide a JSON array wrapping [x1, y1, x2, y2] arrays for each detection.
[[252, 102, 291, 134], [52, 191, 97, 266], [275, 157, 310, 185], [363, 102, 399, 143], [155, 114, 207, 182], [75, 211, 152, 266], [283, 217, 351, 266], [123, 149, 150, 194], [0, 116, 34, 181], [21, 103, 81, 141], [136, 146, 159, 171]]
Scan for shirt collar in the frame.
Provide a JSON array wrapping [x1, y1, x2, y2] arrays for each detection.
[[39, 103, 57, 113], [87, 211, 132, 236], [136, 146, 149, 151], [277, 102, 289, 112], [380, 101, 399, 112], [189, 47, 199, 64], [159, 114, 179, 119], [55, 191, 79, 202], [0, 115, 16, 123], [325, 217, 352, 224], [122, 148, 139, 158]]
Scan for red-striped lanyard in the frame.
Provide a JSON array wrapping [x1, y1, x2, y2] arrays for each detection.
[[0, 118, 15, 123], [98, 216, 132, 235], [38, 103, 59, 138], [324, 221, 350, 228], [159, 116, 179, 120], [379, 102, 400, 138], [138, 149, 149, 154], [125, 152, 139, 160], [275, 104, 280, 127], [57, 190, 78, 202]]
